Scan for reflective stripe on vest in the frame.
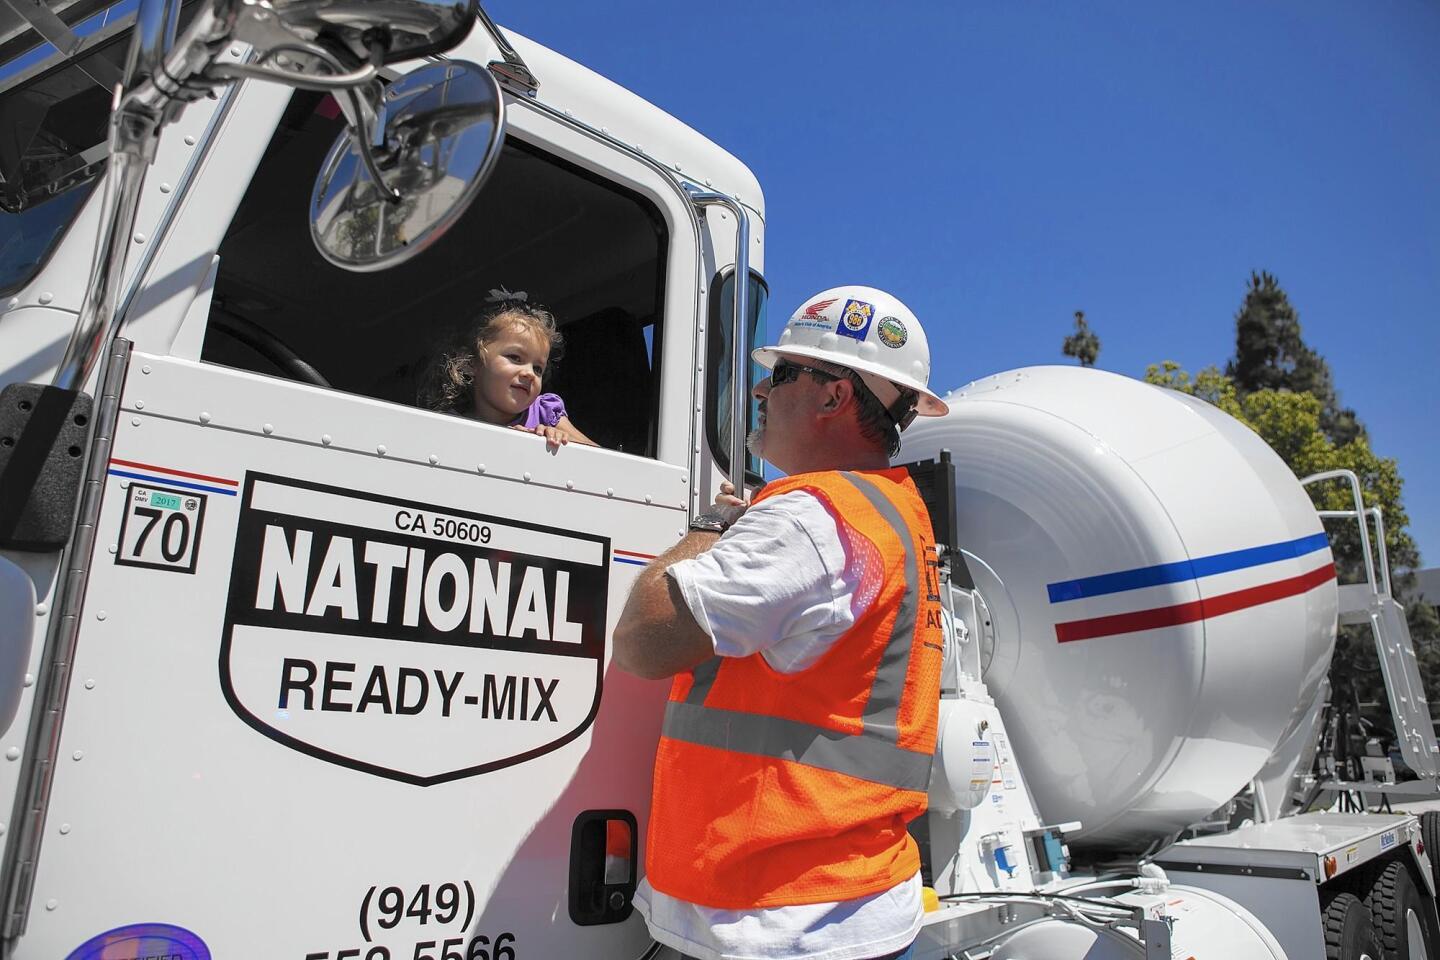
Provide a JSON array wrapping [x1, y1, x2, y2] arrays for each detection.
[[660, 471, 928, 790]]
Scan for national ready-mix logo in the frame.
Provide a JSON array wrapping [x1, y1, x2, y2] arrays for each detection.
[[221, 474, 609, 784]]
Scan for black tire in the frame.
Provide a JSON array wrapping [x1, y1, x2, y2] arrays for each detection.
[[1323, 891, 1383, 960], [1362, 859, 1436, 959], [1422, 811, 1440, 897]]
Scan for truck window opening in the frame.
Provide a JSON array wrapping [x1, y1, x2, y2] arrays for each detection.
[[0, 0, 211, 295], [0, 28, 124, 294], [203, 90, 669, 458]]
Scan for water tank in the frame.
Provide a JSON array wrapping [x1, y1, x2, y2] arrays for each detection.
[[902, 366, 1338, 850]]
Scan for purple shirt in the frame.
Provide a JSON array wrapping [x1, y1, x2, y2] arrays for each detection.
[[515, 392, 567, 430]]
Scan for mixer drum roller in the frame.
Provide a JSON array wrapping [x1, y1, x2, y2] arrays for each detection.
[[902, 366, 1338, 849]]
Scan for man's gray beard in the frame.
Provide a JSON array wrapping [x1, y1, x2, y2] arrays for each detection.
[[746, 428, 766, 460]]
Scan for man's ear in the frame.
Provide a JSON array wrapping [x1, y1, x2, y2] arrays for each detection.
[[816, 378, 854, 420]]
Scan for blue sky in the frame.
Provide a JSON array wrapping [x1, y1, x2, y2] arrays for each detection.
[[492, 1, 1440, 567]]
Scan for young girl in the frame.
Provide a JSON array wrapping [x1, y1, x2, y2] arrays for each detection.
[[424, 296, 596, 448]]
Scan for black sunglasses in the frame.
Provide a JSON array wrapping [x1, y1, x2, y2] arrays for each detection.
[[771, 358, 841, 386]]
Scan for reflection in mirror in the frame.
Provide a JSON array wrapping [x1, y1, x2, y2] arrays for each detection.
[[603, 818, 632, 884], [265, 0, 477, 66], [310, 60, 504, 273]]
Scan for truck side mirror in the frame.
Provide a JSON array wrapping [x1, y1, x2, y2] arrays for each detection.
[[309, 60, 505, 272]]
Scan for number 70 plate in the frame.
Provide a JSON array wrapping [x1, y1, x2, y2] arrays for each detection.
[[116, 483, 207, 574]]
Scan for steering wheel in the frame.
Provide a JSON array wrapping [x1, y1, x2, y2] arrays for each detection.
[[209, 309, 331, 388]]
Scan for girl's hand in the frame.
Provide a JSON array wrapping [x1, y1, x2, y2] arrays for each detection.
[[512, 422, 569, 450]]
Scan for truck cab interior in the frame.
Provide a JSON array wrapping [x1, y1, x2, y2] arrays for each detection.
[[201, 90, 670, 457]]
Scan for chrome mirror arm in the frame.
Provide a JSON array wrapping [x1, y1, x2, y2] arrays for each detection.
[[125, 0, 182, 90], [474, 4, 537, 93], [52, 0, 237, 392]]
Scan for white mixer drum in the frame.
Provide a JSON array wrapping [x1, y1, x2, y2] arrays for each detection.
[[901, 366, 1338, 849]]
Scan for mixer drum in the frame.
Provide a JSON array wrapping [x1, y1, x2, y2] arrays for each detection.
[[902, 366, 1338, 849]]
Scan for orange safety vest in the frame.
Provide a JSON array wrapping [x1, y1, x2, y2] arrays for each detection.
[[645, 468, 944, 909]]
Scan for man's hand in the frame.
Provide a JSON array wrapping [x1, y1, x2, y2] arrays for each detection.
[[714, 480, 748, 518]]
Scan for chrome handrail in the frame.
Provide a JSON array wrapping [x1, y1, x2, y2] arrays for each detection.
[[683, 184, 751, 497], [1370, 507, 1391, 600], [1302, 469, 1379, 597], [1316, 506, 1393, 599]]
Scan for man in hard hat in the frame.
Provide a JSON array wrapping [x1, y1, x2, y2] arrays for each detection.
[[613, 286, 949, 960]]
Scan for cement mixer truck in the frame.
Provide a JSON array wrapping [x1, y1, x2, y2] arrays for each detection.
[[0, 3, 1436, 959]]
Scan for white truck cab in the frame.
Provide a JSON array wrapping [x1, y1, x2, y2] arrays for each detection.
[[0, 3, 764, 956]]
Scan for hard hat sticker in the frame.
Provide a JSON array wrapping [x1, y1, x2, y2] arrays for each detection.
[[802, 298, 837, 319], [66, 922, 210, 960], [877, 316, 908, 348], [221, 473, 609, 785], [836, 299, 875, 341]]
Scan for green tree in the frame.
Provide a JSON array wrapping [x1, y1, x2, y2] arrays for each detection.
[[1062, 310, 1101, 367], [1144, 361, 1440, 730], [1226, 271, 1362, 445]]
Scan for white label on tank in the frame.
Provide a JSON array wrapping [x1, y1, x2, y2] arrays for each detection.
[[995, 732, 1017, 789], [221, 473, 610, 785], [970, 740, 992, 787]]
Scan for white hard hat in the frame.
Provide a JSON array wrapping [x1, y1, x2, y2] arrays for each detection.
[[753, 285, 949, 423]]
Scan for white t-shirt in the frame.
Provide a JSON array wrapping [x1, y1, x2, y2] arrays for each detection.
[[633, 490, 924, 960]]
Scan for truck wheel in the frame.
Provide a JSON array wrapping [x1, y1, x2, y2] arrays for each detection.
[[1362, 860, 1436, 959], [1422, 811, 1440, 896], [1322, 891, 1382, 960]]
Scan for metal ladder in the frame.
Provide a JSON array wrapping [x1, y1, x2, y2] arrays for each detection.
[[1305, 469, 1440, 795]]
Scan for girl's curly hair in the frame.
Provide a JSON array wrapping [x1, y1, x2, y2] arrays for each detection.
[[421, 301, 563, 416]]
